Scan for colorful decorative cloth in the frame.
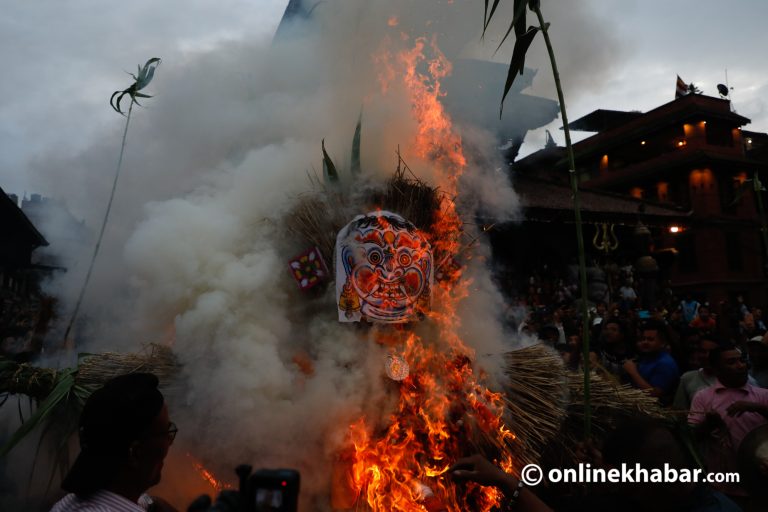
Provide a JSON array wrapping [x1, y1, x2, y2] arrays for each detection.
[[335, 211, 432, 323], [288, 246, 329, 291]]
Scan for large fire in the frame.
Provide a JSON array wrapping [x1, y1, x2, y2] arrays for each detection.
[[341, 31, 516, 511]]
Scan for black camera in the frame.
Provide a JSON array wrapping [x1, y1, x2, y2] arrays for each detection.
[[238, 466, 300, 512], [187, 465, 301, 512]]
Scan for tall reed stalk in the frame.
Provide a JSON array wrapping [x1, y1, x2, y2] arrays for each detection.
[[62, 58, 160, 346], [484, 0, 592, 436]]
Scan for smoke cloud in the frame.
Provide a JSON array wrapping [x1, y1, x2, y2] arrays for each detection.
[[2, 1, 629, 509]]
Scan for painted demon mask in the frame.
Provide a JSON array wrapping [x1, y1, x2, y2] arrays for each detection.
[[336, 211, 433, 323]]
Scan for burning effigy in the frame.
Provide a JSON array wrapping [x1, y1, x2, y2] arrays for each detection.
[[284, 150, 517, 510], [0, 3, 670, 511]]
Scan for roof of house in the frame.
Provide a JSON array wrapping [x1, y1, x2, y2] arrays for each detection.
[[567, 109, 644, 132], [512, 174, 690, 226], [571, 94, 750, 159], [0, 187, 48, 248]]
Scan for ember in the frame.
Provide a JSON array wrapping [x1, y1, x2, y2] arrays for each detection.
[[188, 453, 233, 493]]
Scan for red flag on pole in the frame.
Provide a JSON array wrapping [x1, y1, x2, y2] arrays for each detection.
[[675, 75, 688, 98]]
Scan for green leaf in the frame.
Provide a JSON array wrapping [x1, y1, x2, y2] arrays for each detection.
[[495, 0, 531, 53], [500, 26, 539, 117], [135, 58, 161, 91], [0, 369, 77, 458], [109, 90, 125, 114], [322, 139, 339, 183], [483, 0, 502, 33], [350, 113, 362, 176], [513, 0, 527, 37]]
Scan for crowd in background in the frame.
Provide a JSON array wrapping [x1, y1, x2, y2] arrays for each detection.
[[508, 261, 768, 510]]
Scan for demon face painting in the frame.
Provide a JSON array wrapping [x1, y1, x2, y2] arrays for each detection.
[[336, 211, 433, 323]]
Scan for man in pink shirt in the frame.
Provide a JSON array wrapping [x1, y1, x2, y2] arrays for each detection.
[[689, 344, 768, 502]]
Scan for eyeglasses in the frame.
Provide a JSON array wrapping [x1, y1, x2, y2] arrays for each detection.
[[166, 422, 178, 442], [148, 421, 178, 442]]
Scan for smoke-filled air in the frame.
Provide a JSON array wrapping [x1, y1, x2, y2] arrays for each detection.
[[1, 0, 623, 510]]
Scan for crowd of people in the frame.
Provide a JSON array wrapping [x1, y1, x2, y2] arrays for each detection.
[[37, 263, 768, 511], [510, 265, 768, 511]]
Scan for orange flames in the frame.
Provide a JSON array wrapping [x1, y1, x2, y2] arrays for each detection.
[[188, 453, 234, 493], [343, 34, 516, 511]]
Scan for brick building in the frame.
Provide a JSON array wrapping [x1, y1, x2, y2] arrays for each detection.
[[512, 94, 768, 306]]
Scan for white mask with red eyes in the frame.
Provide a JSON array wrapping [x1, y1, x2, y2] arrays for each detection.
[[336, 211, 433, 323]]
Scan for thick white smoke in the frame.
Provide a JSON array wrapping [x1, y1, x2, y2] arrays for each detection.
[[2, 1, 628, 509]]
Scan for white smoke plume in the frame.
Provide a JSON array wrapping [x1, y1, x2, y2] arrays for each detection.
[[2, 1, 628, 509]]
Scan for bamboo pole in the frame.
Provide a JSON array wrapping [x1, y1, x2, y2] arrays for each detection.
[[63, 100, 135, 345], [532, 5, 592, 437]]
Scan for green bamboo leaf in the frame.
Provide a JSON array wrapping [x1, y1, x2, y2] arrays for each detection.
[[0, 370, 76, 458], [495, 0, 531, 53], [483, 0, 502, 33], [109, 90, 125, 114], [500, 26, 539, 117], [350, 113, 362, 176], [136, 58, 161, 90], [133, 92, 153, 99], [513, 0, 527, 37], [322, 139, 339, 183]]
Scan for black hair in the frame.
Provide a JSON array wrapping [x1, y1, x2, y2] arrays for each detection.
[[708, 342, 738, 370], [61, 373, 164, 497], [640, 319, 668, 341]]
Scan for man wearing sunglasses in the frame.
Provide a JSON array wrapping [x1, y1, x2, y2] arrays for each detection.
[[51, 372, 178, 511]]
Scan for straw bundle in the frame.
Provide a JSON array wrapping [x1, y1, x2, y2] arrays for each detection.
[[284, 162, 442, 272], [0, 360, 59, 402], [0, 343, 179, 458], [502, 344, 670, 467], [285, 191, 349, 270], [0, 343, 179, 400], [77, 343, 178, 389], [501, 344, 569, 467], [368, 162, 441, 232]]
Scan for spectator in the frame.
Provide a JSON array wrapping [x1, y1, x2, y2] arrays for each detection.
[[561, 326, 583, 371], [623, 320, 680, 405], [538, 324, 561, 347], [736, 294, 750, 320], [681, 294, 701, 325], [741, 312, 758, 341], [689, 344, 768, 502], [752, 308, 767, 336], [600, 416, 742, 512], [51, 373, 177, 512], [618, 280, 637, 312], [591, 318, 631, 383], [672, 336, 720, 411], [747, 334, 768, 388], [690, 305, 717, 334]]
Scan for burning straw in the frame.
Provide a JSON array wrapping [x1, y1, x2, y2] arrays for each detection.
[[285, 158, 442, 271]]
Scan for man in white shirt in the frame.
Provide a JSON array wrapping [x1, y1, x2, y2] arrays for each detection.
[[50, 373, 177, 512]]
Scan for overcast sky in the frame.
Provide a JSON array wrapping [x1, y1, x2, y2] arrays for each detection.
[[2, 0, 766, 196]]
